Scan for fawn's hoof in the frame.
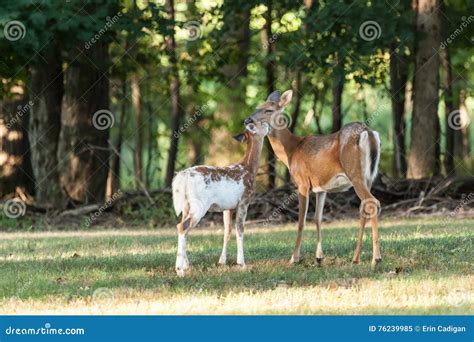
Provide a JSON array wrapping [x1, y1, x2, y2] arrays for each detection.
[[352, 258, 360, 265], [176, 268, 185, 277], [316, 257, 324, 266], [289, 255, 300, 264], [218, 256, 226, 265]]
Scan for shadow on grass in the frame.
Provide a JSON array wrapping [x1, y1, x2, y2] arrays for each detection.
[[0, 223, 472, 300]]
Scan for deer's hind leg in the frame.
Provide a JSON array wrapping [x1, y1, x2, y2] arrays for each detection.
[[219, 210, 233, 265], [341, 142, 381, 268], [315, 192, 327, 265], [175, 203, 201, 277]]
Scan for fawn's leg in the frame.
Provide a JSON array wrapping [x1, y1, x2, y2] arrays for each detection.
[[235, 203, 249, 268], [290, 187, 309, 264], [175, 207, 198, 276], [219, 210, 233, 265]]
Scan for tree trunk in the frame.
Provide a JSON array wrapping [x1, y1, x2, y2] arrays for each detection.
[[164, 0, 184, 187], [457, 91, 471, 164], [131, 74, 143, 188], [440, 1, 456, 175], [407, 0, 441, 179], [331, 69, 344, 133], [28, 49, 64, 206], [0, 98, 34, 198], [265, 0, 277, 189], [107, 79, 127, 198], [207, 3, 251, 166], [289, 67, 302, 133], [389, 45, 408, 178], [58, 41, 110, 204]]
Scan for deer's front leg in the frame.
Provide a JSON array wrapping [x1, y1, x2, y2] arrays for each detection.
[[290, 188, 309, 264], [219, 210, 233, 265], [235, 203, 249, 268]]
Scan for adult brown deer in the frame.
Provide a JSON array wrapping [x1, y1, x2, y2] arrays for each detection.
[[245, 90, 382, 268]]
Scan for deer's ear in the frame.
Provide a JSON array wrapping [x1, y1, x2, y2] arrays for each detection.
[[267, 90, 281, 102], [233, 133, 247, 143], [279, 90, 293, 107]]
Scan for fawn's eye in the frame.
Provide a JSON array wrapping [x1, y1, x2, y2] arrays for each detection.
[[265, 109, 273, 113]]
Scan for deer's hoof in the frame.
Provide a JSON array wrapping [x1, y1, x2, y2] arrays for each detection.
[[218, 256, 226, 265], [289, 255, 300, 264], [371, 257, 382, 270], [316, 257, 324, 266], [176, 268, 186, 277], [352, 258, 360, 265]]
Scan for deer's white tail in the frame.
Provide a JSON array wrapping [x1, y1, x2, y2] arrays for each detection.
[[359, 130, 381, 186], [172, 172, 187, 216]]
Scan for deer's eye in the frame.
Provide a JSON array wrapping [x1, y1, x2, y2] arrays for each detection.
[[265, 109, 273, 113]]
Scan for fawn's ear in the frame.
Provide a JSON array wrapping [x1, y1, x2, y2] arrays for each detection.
[[233, 132, 247, 143]]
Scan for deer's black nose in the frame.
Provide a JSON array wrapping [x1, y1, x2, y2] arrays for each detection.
[[244, 117, 254, 125]]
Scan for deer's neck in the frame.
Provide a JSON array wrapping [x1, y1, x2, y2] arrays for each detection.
[[241, 136, 265, 176], [267, 128, 303, 168]]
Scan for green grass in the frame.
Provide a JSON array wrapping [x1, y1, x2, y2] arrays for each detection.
[[0, 217, 472, 314]]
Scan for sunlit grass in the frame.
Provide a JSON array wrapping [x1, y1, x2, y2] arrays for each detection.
[[0, 217, 472, 314]]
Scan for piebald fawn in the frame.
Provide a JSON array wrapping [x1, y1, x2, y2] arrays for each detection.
[[245, 90, 382, 268], [172, 121, 270, 276]]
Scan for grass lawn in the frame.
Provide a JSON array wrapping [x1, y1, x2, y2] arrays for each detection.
[[0, 216, 472, 314]]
